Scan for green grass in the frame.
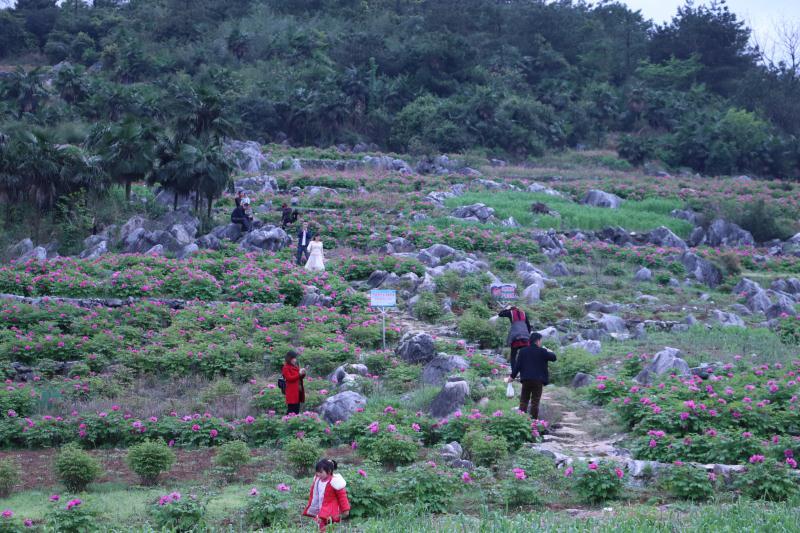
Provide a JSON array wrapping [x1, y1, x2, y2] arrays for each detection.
[[444, 192, 693, 236]]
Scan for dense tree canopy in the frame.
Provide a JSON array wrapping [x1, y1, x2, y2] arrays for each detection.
[[0, 0, 798, 182]]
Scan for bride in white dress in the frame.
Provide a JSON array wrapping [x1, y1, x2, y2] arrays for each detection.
[[304, 235, 325, 271]]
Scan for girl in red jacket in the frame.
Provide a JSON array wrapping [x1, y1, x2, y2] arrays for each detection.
[[282, 350, 306, 415], [302, 458, 350, 532]]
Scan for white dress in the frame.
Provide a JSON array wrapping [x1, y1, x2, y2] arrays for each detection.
[[305, 241, 325, 271]]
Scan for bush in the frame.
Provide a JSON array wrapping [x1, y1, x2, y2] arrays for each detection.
[[548, 348, 598, 386], [284, 438, 321, 476], [151, 492, 206, 532], [341, 465, 386, 518], [383, 362, 422, 393], [395, 464, 461, 513], [246, 487, 293, 528], [777, 315, 800, 345], [54, 444, 103, 492], [458, 311, 504, 349], [569, 461, 624, 503], [414, 292, 444, 323], [497, 475, 543, 509], [368, 434, 420, 469], [126, 440, 176, 486], [46, 498, 97, 533], [735, 461, 798, 502], [662, 463, 715, 501], [0, 458, 19, 497], [213, 441, 251, 481], [463, 430, 509, 467]]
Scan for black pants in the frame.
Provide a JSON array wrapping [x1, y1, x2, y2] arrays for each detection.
[[296, 245, 309, 265], [286, 403, 300, 415], [509, 347, 521, 369], [519, 380, 544, 419], [233, 217, 252, 232]]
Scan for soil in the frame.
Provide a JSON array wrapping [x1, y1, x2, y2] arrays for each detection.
[[0, 446, 361, 492]]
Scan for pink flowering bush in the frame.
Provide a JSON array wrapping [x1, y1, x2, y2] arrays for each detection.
[[734, 460, 799, 501], [245, 485, 293, 528], [46, 497, 96, 533], [570, 461, 624, 503], [151, 492, 206, 531]]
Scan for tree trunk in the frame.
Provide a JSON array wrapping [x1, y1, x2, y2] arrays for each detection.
[[173, 191, 178, 210], [207, 195, 213, 218], [125, 180, 132, 202]]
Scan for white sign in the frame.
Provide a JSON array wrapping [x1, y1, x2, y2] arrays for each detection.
[[370, 289, 397, 308]]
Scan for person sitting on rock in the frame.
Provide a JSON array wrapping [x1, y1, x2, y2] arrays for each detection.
[[234, 191, 245, 208], [507, 332, 556, 420], [281, 203, 297, 228], [231, 197, 253, 232], [498, 306, 531, 368]]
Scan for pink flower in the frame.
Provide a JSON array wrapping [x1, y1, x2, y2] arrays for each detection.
[[276, 484, 290, 492], [649, 439, 657, 448], [6, 410, 16, 418], [210, 429, 218, 438], [708, 472, 717, 481], [749, 454, 765, 464], [615, 468, 624, 479], [49, 494, 60, 502], [250, 488, 259, 496], [512, 468, 526, 480], [368, 421, 379, 434], [191, 424, 200, 432], [65, 499, 82, 511], [411, 423, 421, 432], [461, 472, 472, 483], [350, 441, 358, 450], [564, 466, 573, 477], [1, 510, 13, 519], [588, 463, 598, 471], [24, 519, 33, 527], [387, 424, 397, 433], [358, 469, 367, 477], [787, 458, 798, 469]]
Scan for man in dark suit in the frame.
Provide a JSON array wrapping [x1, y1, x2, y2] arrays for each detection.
[[296, 222, 313, 265], [508, 332, 557, 419]]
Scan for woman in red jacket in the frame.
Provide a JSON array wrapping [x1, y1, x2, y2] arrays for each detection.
[[282, 350, 305, 415], [303, 458, 350, 532]]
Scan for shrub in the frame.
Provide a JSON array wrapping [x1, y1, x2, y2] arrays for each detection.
[[464, 430, 509, 467], [383, 362, 421, 393], [569, 461, 624, 503], [662, 463, 715, 501], [341, 465, 387, 518], [548, 348, 598, 386], [151, 492, 206, 532], [414, 292, 444, 323], [484, 411, 535, 450], [735, 461, 798, 502], [126, 440, 176, 486], [46, 498, 97, 533], [0, 458, 19, 497], [213, 441, 251, 481], [717, 252, 742, 277], [368, 434, 420, 469], [497, 475, 543, 509], [246, 487, 293, 528], [395, 464, 461, 513], [458, 311, 504, 349], [284, 438, 321, 476], [777, 315, 800, 345], [54, 444, 103, 492]]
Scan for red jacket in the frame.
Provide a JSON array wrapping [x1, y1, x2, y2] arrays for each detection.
[[282, 363, 305, 404], [302, 474, 350, 523]]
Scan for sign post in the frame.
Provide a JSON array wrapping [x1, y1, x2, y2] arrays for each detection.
[[370, 289, 397, 351]]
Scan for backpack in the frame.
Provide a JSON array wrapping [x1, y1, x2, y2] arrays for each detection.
[[278, 377, 286, 394]]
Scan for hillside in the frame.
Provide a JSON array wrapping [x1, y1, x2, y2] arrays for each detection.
[[0, 144, 799, 530]]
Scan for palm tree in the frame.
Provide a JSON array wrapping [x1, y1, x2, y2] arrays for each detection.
[[2, 67, 48, 117], [54, 64, 88, 104], [171, 83, 234, 144], [86, 117, 157, 202]]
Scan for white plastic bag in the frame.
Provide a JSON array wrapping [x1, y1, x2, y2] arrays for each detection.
[[506, 382, 515, 398]]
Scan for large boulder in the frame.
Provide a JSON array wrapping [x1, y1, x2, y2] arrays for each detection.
[[521, 283, 541, 304], [566, 340, 602, 355], [691, 219, 755, 247], [532, 229, 566, 256], [550, 262, 571, 277], [712, 310, 745, 328], [570, 372, 594, 388], [430, 377, 470, 418], [598, 226, 631, 246], [582, 189, 623, 209], [79, 237, 108, 260], [680, 252, 722, 288], [395, 331, 436, 364], [225, 140, 267, 173], [590, 313, 627, 335], [417, 243, 457, 267], [210, 223, 243, 242], [585, 301, 621, 314], [635, 347, 691, 385], [239, 226, 290, 252], [527, 182, 561, 196], [451, 203, 495, 222], [319, 391, 367, 424], [634, 267, 653, 282], [647, 226, 688, 250], [7, 238, 34, 260], [422, 355, 470, 386], [671, 209, 703, 226], [234, 175, 279, 195]]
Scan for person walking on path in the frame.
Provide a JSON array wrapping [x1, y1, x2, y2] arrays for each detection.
[[304, 235, 325, 271], [507, 332, 556, 420], [303, 459, 350, 532], [498, 306, 531, 368], [282, 350, 306, 415], [296, 222, 314, 265]]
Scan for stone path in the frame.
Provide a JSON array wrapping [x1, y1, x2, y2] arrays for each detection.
[[534, 389, 627, 465]]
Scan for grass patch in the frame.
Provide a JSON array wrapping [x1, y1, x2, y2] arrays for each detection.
[[444, 192, 693, 236]]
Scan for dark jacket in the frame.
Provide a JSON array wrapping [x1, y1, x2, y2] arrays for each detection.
[[297, 228, 313, 248], [499, 308, 531, 347], [511, 345, 557, 384], [281, 207, 294, 225], [231, 205, 247, 222]]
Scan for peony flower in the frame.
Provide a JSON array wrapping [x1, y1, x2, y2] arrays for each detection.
[[276, 484, 290, 492], [615, 468, 624, 479], [358, 469, 367, 477], [512, 468, 526, 480], [749, 455, 765, 464], [564, 466, 573, 477], [49, 495, 60, 502], [250, 488, 259, 496], [1, 510, 13, 519], [588, 463, 598, 471], [461, 472, 472, 483]]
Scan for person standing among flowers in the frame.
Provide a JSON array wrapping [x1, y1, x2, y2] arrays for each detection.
[[498, 306, 531, 368], [302, 458, 350, 532], [296, 222, 314, 265], [282, 350, 306, 415], [507, 332, 556, 420]]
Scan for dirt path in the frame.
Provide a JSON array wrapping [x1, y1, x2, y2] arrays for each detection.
[[535, 389, 625, 464]]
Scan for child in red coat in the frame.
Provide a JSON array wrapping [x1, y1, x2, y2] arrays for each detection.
[[282, 350, 306, 415], [302, 458, 350, 532]]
